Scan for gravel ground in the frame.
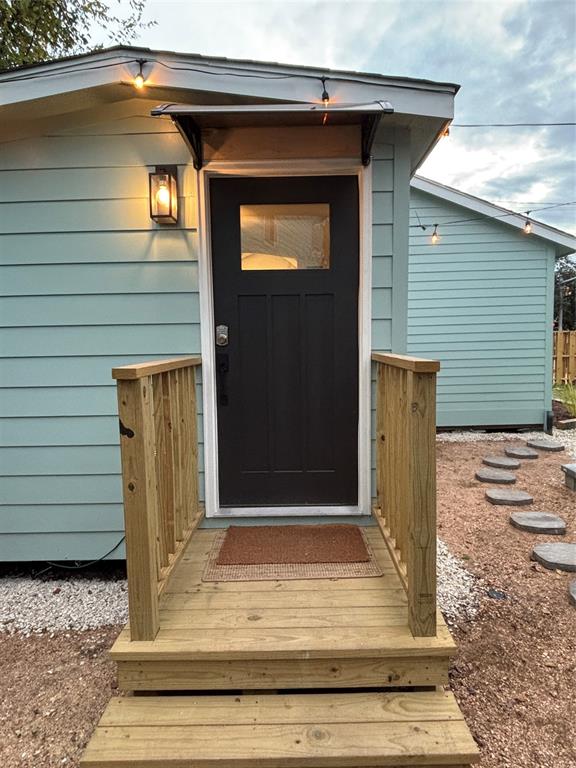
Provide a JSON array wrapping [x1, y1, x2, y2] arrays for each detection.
[[0, 576, 128, 635], [437, 427, 576, 460], [437, 538, 482, 625]]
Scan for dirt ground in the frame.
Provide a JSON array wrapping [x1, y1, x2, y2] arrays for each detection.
[[1, 439, 575, 768], [437, 441, 576, 768]]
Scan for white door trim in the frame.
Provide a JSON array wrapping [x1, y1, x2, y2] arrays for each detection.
[[196, 158, 372, 518]]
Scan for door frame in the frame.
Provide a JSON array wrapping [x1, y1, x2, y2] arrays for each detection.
[[197, 159, 372, 518]]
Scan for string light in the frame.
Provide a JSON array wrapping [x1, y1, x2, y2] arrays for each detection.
[[133, 60, 145, 90], [431, 224, 439, 244], [321, 77, 330, 106], [523, 212, 532, 234]]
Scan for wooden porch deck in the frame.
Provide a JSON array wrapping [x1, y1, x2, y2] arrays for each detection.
[[80, 354, 479, 767], [111, 526, 456, 691]]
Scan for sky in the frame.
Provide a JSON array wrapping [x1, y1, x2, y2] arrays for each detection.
[[123, 0, 575, 233]]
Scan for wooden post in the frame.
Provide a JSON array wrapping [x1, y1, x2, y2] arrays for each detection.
[[117, 377, 160, 641], [406, 371, 437, 637]]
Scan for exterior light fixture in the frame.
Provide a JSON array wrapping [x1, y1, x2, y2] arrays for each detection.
[[149, 166, 178, 224], [134, 60, 146, 90], [523, 214, 532, 234], [431, 224, 439, 244]]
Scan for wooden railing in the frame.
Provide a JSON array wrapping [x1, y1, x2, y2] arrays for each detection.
[[553, 331, 576, 384], [113, 356, 203, 641], [372, 352, 440, 637]]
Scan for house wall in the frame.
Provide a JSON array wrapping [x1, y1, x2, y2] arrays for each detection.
[[0, 116, 410, 560], [0, 114, 202, 561], [407, 188, 555, 429]]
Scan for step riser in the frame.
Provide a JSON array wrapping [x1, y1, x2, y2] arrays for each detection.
[[116, 655, 450, 691]]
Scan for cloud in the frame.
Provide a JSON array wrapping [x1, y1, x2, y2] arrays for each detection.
[[134, 0, 575, 232]]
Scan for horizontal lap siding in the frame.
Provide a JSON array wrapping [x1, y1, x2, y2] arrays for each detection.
[[407, 189, 554, 429], [369, 132, 409, 496], [0, 117, 202, 560]]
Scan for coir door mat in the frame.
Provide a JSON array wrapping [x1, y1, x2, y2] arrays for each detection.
[[202, 525, 383, 582], [217, 524, 369, 565]]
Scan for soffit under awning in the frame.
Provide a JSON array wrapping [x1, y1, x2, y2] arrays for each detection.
[[150, 101, 394, 169]]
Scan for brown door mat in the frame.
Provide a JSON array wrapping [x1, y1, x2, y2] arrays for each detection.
[[203, 529, 383, 582], [216, 524, 370, 565]]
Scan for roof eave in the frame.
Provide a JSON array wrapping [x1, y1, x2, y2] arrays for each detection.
[[411, 175, 576, 255]]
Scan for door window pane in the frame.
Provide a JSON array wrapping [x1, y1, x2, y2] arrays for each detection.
[[240, 203, 330, 270]]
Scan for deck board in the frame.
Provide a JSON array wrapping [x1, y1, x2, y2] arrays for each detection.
[[111, 529, 455, 662], [81, 691, 479, 767]]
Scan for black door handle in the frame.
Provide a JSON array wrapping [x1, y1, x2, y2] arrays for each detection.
[[216, 353, 229, 406]]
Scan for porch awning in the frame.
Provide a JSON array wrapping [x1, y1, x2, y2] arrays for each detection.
[[150, 101, 394, 169]]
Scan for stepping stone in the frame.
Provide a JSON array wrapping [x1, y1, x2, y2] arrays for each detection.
[[531, 543, 576, 572], [483, 455, 521, 470], [475, 468, 516, 484], [485, 488, 533, 506], [562, 464, 576, 492], [510, 511, 567, 535], [569, 581, 576, 607], [505, 446, 539, 460], [526, 439, 565, 453]]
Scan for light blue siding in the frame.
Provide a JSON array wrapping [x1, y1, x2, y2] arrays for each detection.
[[0, 115, 201, 560], [407, 188, 555, 428], [0, 118, 411, 560], [370, 129, 411, 498]]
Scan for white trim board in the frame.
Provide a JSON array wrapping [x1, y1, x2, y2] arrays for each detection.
[[197, 159, 372, 519]]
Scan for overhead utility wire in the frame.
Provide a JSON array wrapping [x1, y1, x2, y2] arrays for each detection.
[[452, 122, 575, 127]]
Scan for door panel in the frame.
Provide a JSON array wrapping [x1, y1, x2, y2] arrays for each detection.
[[210, 176, 359, 508]]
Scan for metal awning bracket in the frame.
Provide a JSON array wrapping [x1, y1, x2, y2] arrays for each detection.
[[172, 115, 203, 170]]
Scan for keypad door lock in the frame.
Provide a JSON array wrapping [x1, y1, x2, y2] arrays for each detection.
[[216, 324, 229, 346]]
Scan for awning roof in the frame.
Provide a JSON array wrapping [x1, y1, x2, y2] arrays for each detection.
[[150, 101, 394, 169]]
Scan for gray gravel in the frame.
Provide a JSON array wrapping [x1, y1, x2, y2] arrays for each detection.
[[437, 538, 482, 626], [0, 576, 128, 635]]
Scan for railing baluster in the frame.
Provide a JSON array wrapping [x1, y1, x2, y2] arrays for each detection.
[[169, 368, 185, 542]]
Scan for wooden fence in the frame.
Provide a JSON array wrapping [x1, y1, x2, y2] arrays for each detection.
[[554, 331, 576, 384], [113, 356, 202, 641], [372, 352, 440, 638]]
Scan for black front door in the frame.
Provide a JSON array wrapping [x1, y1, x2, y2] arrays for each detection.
[[210, 176, 359, 508]]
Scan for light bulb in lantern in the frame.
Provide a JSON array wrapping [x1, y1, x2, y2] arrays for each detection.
[[156, 184, 170, 207]]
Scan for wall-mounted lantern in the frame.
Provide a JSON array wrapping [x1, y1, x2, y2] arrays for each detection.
[[149, 166, 178, 224]]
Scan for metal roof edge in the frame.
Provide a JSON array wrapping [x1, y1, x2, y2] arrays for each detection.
[[0, 45, 460, 93], [411, 175, 576, 255]]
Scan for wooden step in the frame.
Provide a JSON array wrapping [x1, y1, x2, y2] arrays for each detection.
[[81, 690, 479, 767]]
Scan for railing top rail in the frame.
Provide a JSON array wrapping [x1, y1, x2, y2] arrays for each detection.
[[371, 352, 440, 374], [112, 356, 202, 380]]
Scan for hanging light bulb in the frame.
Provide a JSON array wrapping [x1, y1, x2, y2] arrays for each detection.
[[431, 224, 439, 244], [524, 214, 532, 234], [321, 77, 330, 107], [134, 60, 145, 90]]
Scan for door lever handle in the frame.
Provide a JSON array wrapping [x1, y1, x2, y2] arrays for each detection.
[[216, 352, 229, 406]]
